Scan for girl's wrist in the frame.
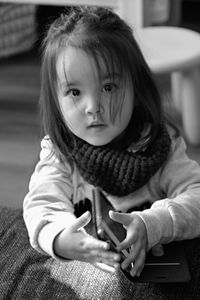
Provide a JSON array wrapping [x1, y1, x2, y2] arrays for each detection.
[[53, 231, 70, 260]]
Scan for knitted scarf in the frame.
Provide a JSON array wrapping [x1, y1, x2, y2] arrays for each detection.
[[71, 124, 171, 196]]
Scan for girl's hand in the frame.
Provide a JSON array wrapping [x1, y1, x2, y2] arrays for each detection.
[[54, 211, 121, 273], [109, 210, 148, 277]]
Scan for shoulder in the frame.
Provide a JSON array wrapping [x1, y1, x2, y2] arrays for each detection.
[[40, 136, 54, 159], [166, 124, 186, 155], [39, 136, 73, 174], [161, 124, 200, 181], [40, 136, 60, 164]]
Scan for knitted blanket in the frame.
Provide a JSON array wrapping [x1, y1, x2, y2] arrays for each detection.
[[1, 206, 200, 300]]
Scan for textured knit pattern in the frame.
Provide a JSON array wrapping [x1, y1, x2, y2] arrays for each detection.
[[72, 125, 171, 196], [1, 206, 200, 299], [0, 4, 36, 58]]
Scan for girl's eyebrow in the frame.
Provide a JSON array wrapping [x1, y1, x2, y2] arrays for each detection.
[[101, 72, 120, 80], [59, 71, 121, 89], [60, 73, 120, 88], [60, 80, 81, 89]]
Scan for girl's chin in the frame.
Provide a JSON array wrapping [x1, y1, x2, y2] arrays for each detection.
[[86, 140, 111, 147], [84, 137, 114, 147]]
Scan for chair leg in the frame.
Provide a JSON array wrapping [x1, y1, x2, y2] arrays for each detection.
[[181, 67, 200, 145], [171, 72, 183, 113]]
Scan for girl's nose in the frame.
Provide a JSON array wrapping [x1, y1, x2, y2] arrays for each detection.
[[85, 95, 103, 116]]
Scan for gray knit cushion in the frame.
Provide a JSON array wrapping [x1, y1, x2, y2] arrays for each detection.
[[0, 206, 200, 300]]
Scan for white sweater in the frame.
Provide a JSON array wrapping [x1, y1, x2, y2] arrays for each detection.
[[23, 132, 200, 259]]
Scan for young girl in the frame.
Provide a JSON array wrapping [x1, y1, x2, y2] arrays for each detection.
[[23, 6, 200, 279]]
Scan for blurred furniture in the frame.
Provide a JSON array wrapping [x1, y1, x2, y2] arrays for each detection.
[[0, 0, 145, 28], [143, 0, 182, 27], [0, 0, 182, 28], [0, 4, 36, 58], [135, 26, 200, 145]]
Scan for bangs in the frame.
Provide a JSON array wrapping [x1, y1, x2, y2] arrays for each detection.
[[92, 45, 127, 123]]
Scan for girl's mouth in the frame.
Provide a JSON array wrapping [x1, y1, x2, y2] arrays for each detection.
[[87, 123, 107, 130], [87, 121, 106, 128]]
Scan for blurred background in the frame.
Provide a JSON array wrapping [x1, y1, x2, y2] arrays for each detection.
[[1, 0, 200, 208]]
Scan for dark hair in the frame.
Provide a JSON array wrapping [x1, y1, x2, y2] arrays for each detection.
[[40, 6, 168, 161]]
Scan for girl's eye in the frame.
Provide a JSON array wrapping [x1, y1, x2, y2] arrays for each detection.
[[66, 89, 80, 97], [103, 84, 116, 93]]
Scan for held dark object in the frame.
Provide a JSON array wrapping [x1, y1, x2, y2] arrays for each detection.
[[92, 189, 130, 260], [91, 188, 190, 283]]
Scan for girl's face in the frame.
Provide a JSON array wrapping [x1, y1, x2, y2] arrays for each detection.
[[56, 47, 134, 146]]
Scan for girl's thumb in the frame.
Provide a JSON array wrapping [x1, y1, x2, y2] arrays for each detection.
[[109, 210, 132, 226], [71, 211, 91, 232]]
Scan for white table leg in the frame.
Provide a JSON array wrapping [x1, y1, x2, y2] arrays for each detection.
[[181, 67, 200, 145]]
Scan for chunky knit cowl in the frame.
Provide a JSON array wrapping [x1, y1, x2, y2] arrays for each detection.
[[71, 124, 171, 196]]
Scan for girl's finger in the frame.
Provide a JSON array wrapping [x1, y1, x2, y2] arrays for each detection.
[[121, 242, 141, 270], [116, 229, 137, 252], [130, 249, 146, 277], [98, 259, 120, 270], [84, 235, 110, 251], [70, 211, 91, 232], [90, 249, 121, 262], [94, 262, 116, 274], [109, 210, 132, 226]]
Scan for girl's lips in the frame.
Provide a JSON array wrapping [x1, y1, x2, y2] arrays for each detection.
[[87, 122, 106, 128], [87, 124, 106, 128], [87, 123, 107, 130]]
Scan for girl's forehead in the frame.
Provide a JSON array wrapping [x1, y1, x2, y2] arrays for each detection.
[[56, 46, 121, 82]]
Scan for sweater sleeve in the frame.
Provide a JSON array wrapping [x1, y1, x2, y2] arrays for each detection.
[[134, 135, 200, 250], [23, 137, 77, 258]]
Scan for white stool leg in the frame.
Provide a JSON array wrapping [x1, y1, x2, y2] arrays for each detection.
[[171, 72, 183, 113], [181, 67, 200, 145]]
